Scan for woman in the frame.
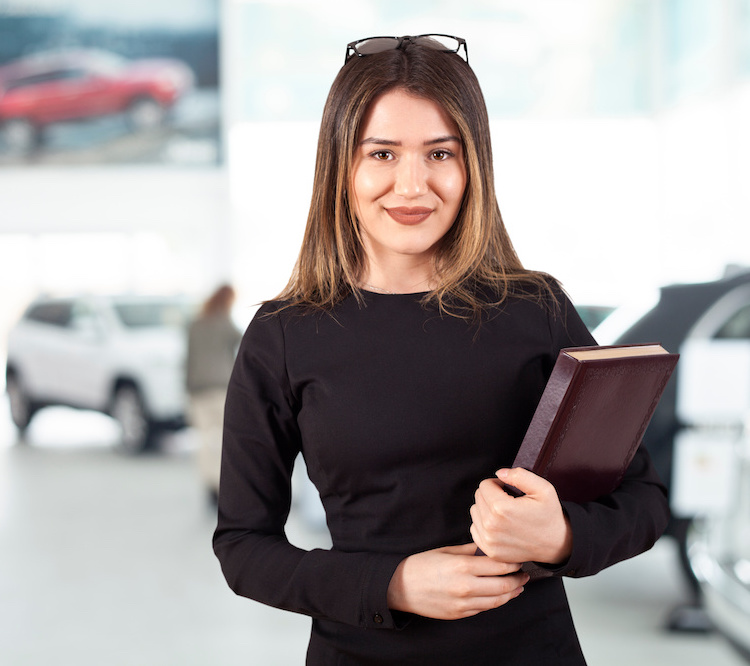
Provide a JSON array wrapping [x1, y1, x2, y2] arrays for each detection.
[[214, 35, 669, 664], [186, 284, 242, 504]]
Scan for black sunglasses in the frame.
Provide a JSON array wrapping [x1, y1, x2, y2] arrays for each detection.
[[345, 34, 468, 65]]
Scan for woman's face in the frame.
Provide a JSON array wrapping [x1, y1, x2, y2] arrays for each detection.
[[350, 88, 467, 272]]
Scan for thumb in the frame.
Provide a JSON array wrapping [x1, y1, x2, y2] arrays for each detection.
[[495, 467, 550, 497], [442, 542, 482, 556]]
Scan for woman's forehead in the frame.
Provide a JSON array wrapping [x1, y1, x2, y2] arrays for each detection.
[[357, 89, 461, 142]]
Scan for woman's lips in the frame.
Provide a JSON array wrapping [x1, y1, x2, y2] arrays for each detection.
[[386, 207, 433, 225]]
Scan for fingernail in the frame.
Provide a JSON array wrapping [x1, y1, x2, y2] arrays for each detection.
[[497, 469, 509, 479]]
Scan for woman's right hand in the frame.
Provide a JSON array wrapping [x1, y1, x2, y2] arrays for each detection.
[[386, 543, 529, 620]]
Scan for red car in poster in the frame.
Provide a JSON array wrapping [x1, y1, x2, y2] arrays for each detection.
[[0, 49, 194, 151]]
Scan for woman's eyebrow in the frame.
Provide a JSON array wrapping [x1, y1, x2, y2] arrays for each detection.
[[359, 135, 461, 146], [359, 137, 399, 147], [425, 135, 462, 146]]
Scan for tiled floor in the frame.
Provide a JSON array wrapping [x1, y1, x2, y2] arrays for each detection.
[[0, 404, 746, 665]]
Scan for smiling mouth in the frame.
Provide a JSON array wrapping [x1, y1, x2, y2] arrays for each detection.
[[386, 207, 433, 225]]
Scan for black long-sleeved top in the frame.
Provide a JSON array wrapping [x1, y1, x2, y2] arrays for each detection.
[[213, 287, 670, 665]]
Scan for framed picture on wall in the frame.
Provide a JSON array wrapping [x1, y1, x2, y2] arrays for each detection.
[[0, 0, 220, 166]]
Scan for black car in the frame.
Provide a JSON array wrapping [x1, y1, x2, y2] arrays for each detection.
[[595, 267, 750, 598]]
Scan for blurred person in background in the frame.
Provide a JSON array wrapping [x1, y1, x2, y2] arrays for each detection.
[[213, 35, 669, 664], [186, 284, 242, 505]]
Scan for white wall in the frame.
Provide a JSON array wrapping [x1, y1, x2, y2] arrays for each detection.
[[226, 89, 750, 313], [226, 117, 663, 308], [0, 166, 234, 351]]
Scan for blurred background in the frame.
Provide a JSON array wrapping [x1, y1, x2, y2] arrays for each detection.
[[1, 0, 750, 664]]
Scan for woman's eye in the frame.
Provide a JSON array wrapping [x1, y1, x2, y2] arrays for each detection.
[[431, 150, 451, 161], [372, 150, 392, 160]]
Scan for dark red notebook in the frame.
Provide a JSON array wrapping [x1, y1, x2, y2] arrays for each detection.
[[512, 343, 679, 503]]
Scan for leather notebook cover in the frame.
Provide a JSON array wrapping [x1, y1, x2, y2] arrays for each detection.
[[513, 343, 679, 503]]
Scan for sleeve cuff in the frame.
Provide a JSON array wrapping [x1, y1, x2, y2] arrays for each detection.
[[359, 553, 412, 630], [542, 501, 594, 578]]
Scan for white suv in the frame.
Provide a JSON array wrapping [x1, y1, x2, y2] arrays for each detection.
[[5, 294, 197, 452]]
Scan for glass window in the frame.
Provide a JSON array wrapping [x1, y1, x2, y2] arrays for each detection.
[[661, 0, 723, 105], [740, 0, 750, 77], [25, 300, 73, 327], [714, 304, 750, 340], [55, 68, 89, 81], [113, 300, 195, 328], [70, 301, 101, 330], [86, 51, 126, 76]]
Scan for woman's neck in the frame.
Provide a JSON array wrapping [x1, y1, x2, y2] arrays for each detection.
[[360, 261, 436, 295]]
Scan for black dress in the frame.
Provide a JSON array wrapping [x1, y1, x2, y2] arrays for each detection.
[[213, 287, 670, 665]]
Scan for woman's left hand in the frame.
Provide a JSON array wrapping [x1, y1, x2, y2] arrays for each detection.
[[469, 468, 573, 566]]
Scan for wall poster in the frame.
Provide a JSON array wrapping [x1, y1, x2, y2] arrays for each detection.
[[0, 0, 220, 166]]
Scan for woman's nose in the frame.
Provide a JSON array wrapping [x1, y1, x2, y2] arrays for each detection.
[[393, 156, 427, 198]]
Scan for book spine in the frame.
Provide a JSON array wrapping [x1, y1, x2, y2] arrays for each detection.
[[514, 352, 581, 473]]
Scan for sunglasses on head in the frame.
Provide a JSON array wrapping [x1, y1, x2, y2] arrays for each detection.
[[345, 34, 468, 65]]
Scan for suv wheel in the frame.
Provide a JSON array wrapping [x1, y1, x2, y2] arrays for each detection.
[[6, 371, 35, 432], [127, 97, 166, 131], [4, 118, 41, 153], [111, 385, 153, 454]]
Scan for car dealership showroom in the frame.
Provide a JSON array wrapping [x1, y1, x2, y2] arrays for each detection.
[[2, 1, 750, 665]]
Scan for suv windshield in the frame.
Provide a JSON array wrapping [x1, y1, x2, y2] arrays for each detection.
[[25, 301, 73, 327], [113, 301, 194, 328]]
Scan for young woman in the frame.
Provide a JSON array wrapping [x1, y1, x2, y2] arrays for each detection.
[[213, 35, 669, 665]]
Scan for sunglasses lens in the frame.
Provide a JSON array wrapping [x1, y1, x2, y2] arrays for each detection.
[[354, 37, 401, 56], [414, 35, 462, 52]]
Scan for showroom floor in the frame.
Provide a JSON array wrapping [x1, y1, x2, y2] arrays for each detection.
[[0, 403, 747, 666]]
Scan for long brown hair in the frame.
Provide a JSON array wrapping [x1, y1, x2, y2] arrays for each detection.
[[201, 284, 236, 317], [276, 39, 555, 318]]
